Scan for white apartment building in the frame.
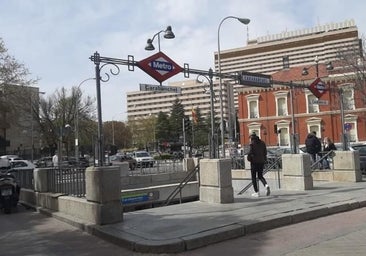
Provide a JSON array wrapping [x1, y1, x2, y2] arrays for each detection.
[[127, 79, 230, 120], [126, 20, 361, 129]]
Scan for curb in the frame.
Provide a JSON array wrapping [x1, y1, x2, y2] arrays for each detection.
[[32, 198, 366, 253]]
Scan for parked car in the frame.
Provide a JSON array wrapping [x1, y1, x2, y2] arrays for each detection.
[[9, 160, 35, 171], [349, 144, 366, 174], [109, 154, 137, 170], [132, 151, 154, 167], [34, 156, 53, 168], [1, 155, 23, 170]]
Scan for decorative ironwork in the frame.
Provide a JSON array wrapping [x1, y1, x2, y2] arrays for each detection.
[[99, 63, 120, 83]]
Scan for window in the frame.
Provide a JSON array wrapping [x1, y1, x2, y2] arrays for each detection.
[[246, 94, 260, 119], [306, 94, 319, 113], [344, 114, 358, 142], [342, 88, 355, 110], [306, 117, 322, 138], [275, 121, 290, 146], [274, 91, 288, 117], [283, 56, 290, 69]]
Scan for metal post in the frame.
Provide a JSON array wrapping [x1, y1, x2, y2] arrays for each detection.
[[208, 68, 216, 159], [289, 86, 297, 153], [339, 88, 347, 150], [94, 52, 104, 166], [217, 19, 225, 158], [182, 118, 186, 158], [30, 97, 34, 162]]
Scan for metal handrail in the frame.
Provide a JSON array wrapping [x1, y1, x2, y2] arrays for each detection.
[[163, 164, 200, 206], [237, 156, 281, 195], [310, 150, 335, 170]]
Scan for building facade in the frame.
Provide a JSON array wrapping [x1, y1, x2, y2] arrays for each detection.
[[126, 20, 364, 150], [238, 65, 366, 149], [214, 19, 361, 143], [0, 84, 43, 159]]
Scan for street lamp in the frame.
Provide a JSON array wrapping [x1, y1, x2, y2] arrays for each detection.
[[75, 78, 95, 163], [57, 124, 71, 168], [196, 68, 216, 159], [302, 56, 334, 78], [144, 26, 175, 52], [217, 16, 250, 158]]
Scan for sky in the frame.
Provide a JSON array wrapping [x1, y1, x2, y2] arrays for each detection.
[[1, 0, 366, 122]]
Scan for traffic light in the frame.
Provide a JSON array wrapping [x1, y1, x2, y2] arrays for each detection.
[[184, 117, 191, 132]]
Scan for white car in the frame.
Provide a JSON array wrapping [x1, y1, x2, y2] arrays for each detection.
[[9, 160, 35, 171], [133, 151, 154, 167]]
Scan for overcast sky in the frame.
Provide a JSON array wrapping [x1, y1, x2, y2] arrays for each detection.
[[1, 0, 366, 121]]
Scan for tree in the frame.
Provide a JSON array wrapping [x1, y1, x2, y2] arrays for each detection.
[[0, 38, 38, 154], [127, 116, 155, 151], [169, 98, 185, 142], [155, 111, 170, 150], [335, 37, 366, 106], [103, 121, 132, 152], [38, 87, 96, 157], [191, 107, 209, 150]]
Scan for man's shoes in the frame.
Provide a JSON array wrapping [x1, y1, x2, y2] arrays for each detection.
[[251, 192, 259, 197], [265, 185, 271, 196]]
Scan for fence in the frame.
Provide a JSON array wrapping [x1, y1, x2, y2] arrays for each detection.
[[47, 167, 86, 197]]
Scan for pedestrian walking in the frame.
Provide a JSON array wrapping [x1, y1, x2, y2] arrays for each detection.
[[305, 131, 321, 164], [247, 133, 270, 197]]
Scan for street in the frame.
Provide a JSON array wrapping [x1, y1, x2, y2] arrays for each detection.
[[1, 204, 366, 256]]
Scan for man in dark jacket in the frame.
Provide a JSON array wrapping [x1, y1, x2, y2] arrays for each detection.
[[247, 133, 270, 197], [305, 131, 321, 163]]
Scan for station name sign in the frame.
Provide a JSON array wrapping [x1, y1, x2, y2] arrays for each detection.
[[238, 71, 272, 88], [140, 83, 181, 94]]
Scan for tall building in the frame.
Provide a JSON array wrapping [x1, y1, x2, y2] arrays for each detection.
[[127, 79, 228, 121], [214, 19, 359, 75], [0, 84, 43, 159], [213, 19, 362, 146]]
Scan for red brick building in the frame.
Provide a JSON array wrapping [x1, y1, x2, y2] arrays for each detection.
[[237, 64, 366, 150]]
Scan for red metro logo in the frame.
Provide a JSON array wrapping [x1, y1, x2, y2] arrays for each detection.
[[138, 52, 183, 83], [308, 78, 327, 98]]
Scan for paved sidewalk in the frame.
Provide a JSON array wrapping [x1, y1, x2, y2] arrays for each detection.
[[41, 180, 366, 254]]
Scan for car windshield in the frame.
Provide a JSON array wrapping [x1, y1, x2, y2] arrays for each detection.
[[136, 152, 150, 157]]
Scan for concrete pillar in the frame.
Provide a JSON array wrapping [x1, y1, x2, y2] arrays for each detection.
[[333, 151, 362, 182], [33, 168, 48, 192], [199, 159, 233, 203], [282, 154, 313, 190], [86, 166, 122, 225], [184, 158, 196, 172]]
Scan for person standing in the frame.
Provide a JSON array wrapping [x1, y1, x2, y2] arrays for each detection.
[[323, 137, 337, 169], [247, 133, 270, 197], [52, 152, 58, 167], [305, 131, 321, 163]]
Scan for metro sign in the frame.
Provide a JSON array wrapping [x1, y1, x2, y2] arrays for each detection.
[[138, 51, 183, 83], [308, 77, 327, 98]]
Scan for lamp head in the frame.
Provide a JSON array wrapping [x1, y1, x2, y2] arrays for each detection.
[[238, 18, 250, 25], [326, 61, 334, 71], [302, 67, 309, 76], [163, 25, 175, 39], [144, 38, 155, 51]]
